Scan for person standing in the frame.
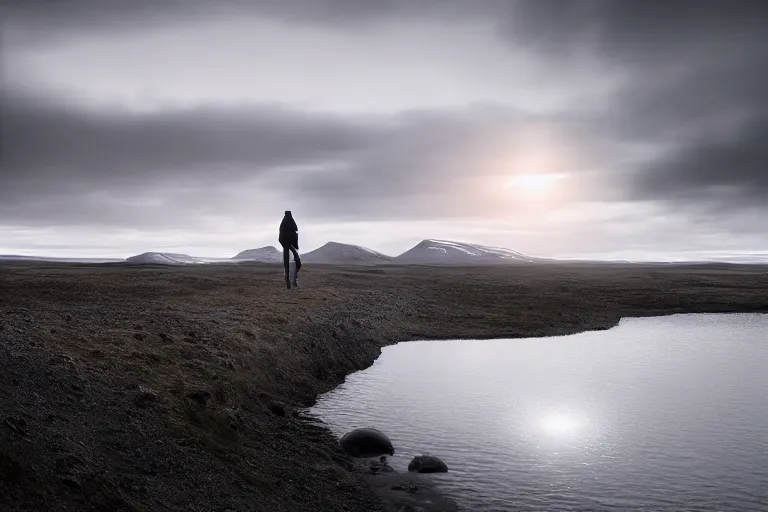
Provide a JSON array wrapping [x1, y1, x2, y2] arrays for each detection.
[[278, 210, 301, 289]]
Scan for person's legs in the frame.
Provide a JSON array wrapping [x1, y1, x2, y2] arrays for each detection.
[[282, 244, 291, 289], [291, 246, 301, 272], [289, 246, 301, 285]]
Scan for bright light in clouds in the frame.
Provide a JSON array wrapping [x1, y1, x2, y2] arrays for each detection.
[[504, 173, 568, 197]]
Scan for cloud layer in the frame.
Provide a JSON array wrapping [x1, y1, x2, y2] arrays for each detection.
[[2, 0, 767, 257]]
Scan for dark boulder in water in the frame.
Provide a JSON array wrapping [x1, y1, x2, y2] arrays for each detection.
[[339, 428, 394, 458], [407, 454, 448, 473]]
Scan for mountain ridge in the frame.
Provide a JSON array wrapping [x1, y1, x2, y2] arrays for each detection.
[[9, 240, 763, 266], [125, 252, 211, 265], [301, 241, 393, 265], [393, 239, 540, 265], [232, 246, 282, 262]]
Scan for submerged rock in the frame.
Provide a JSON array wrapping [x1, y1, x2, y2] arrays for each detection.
[[391, 482, 420, 493], [339, 428, 394, 458], [407, 454, 448, 473], [367, 456, 394, 475]]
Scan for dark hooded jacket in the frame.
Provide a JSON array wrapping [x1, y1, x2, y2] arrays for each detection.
[[278, 211, 298, 249]]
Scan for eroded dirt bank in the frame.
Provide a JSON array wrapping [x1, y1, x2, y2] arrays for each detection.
[[2, 262, 767, 511]]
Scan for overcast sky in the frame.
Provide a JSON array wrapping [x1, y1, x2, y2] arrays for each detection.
[[1, 0, 767, 260]]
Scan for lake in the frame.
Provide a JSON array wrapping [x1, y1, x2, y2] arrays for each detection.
[[309, 313, 768, 511]]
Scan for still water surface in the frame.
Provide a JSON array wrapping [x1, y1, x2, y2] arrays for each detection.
[[310, 314, 768, 511]]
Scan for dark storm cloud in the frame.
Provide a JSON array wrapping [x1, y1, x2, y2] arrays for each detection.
[[3, 0, 768, 220], [1, 88, 544, 226], [0, 85, 381, 226], [0, 0, 472, 46], [0, 0, 214, 43], [633, 117, 768, 203], [503, 0, 768, 203], [1, 89, 382, 180], [6, 0, 766, 54], [505, 0, 768, 60]]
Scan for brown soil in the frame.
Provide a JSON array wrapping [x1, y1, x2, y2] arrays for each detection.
[[1, 261, 767, 511]]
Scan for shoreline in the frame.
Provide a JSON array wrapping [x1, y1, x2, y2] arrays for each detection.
[[303, 312, 746, 512], [2, 262, 767, 511]]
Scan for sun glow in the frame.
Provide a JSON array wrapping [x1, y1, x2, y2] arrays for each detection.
[[504, 173, 568, 196]]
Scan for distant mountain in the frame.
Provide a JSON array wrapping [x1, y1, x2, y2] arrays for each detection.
[[6, 244, 766, 267], [232, 246, 282, 262], [124, 252, 216, 265], [123, 240, 539, 266], [302, 242, 393, 265], [394, 239, 539, 265]]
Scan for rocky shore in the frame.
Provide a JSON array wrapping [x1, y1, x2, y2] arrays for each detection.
[[2, 261, 767, 511]]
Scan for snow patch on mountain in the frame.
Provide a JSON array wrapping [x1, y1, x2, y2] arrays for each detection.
[[124, 252, 229, 265], [395, 239, 538, 265]]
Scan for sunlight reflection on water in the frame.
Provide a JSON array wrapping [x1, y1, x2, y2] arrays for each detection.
[[310, 313, 768, 511], [538, 412, 584, 436]]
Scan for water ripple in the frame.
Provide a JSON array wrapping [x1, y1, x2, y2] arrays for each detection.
[[311, 314, 768, 511]]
